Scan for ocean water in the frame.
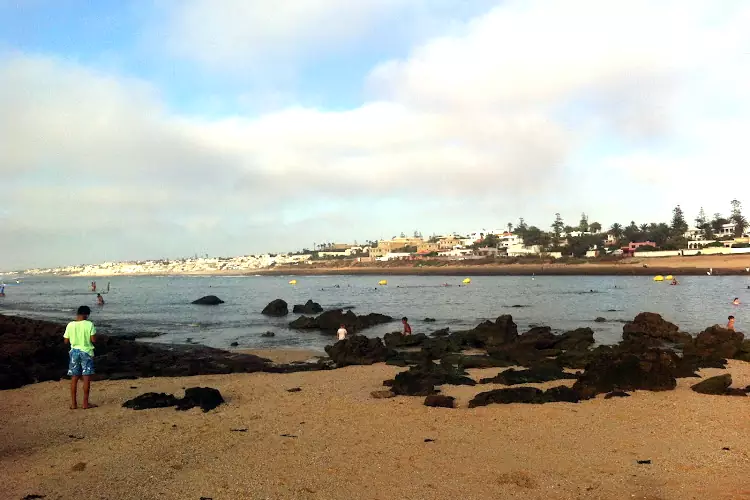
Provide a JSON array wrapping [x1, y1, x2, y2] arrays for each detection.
[[1, 275, 748, 353]]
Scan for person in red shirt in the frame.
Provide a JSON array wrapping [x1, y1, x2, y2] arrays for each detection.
[[402, 317, 412, 336]]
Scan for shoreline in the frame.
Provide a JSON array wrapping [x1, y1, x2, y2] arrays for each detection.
[[23, 254, 750, 277]]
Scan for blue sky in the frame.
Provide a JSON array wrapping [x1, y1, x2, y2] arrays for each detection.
[[1, 0, 750, 270]]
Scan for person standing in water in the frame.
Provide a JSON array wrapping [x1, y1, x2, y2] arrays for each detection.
[[96, 293, 105, 306], [733, 297, 740, 305], [90, 281, 96, 292], [728, 315, 736, 331], [64, 306, 97, 410], [0, 284, 5, 297], [107, 282, 110, 293], [402, 317, 412, 336], [337, 324, 348, 341]]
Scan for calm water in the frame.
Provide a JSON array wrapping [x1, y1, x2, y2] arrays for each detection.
[[1, 275, 748, 352]]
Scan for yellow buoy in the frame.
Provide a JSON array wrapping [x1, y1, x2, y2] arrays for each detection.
[[665, 275, 673, 280], [378, 280, 388, 286], [653, 275, 664, 282], [462, 278, 471, 284], [289, 280, 297, 285]]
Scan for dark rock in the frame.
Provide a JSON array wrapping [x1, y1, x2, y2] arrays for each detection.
[[517, 326, 556, 349], [594, 317, 607, 323], [424, 395, 455, 408], [371, 390, 395, 399], [424, 318, 437, 323], [175, 387, 225, 412], [637, 460, 651, 465], [691, 374, 732, 395], [123, 392, 180, 410], [384, 332, 428, 348], [387, 359, 475, 396], [468, 385, 580, 407], [440, 353, 514, 369], [572, 348, 678, 399], [324, 335, 389, 367], [604, 391, 630, 399], [261, 331, 275, 337], [72, 462, 86, 472], [424, 438, 435, 443], [511, 305, 529, 308], [431, 328, 450, 337], [460, 315, 518, 348], [692, 325, 745, 359], [290, 309, 393, 334], [230, 428, 248, 432], [480, 367, 578, 385], [230, 342, 239, 347], [622, 312, 689, 345], [22, 495, 46, 500], [261, 299, 288, 317], [191, 295, 224, 305], [292, 300, 324, 314], [286, 387, 302, 392], [553, 328, 596, 351], [280, 434, 297, 438]]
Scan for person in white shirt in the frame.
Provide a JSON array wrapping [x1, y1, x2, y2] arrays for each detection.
[[337, 324, 348, 341]]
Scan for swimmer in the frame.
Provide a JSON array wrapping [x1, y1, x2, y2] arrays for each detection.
[[728, 315, 736, 331], [733, 297, 740, 305], [96, 293, 105, 306], [671, 278, 678, 285]]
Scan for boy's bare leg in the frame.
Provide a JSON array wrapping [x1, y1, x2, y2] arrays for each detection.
[[82, 376, 96, 409], [70, 376, 79, 409]]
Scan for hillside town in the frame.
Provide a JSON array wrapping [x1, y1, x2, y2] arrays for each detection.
[[12, 204, 750, 277]]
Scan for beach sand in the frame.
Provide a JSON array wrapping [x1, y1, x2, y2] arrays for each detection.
[[3, 361, 750, 500]]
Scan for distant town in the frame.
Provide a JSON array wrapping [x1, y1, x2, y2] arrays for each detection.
[[10, 203, 750, 277]]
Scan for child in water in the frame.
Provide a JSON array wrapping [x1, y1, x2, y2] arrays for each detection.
[[733, 297, 740, 305], [96, 293, 105, 306], [727, 315, 736, 331]]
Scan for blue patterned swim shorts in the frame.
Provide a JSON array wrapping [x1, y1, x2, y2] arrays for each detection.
[[68, 349, 95, 376]]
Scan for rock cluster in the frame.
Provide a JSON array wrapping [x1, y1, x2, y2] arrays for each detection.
[[290, 309, 393, 334], [123, 387, 225, 412]]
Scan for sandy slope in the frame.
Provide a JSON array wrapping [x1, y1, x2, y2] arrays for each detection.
[[3, 362, 750, 500]]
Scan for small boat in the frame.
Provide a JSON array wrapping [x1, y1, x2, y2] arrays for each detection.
[[653, 275, 664, 282], [378, 280, 388, 286], [462, 278, 471, 284], [289, 280, 297, 285]]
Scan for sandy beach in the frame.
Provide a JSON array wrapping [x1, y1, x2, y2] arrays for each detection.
[[3, 360, 750, 500]]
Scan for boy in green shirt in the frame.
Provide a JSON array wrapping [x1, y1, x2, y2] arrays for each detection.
[[64, 306, 97, 409]]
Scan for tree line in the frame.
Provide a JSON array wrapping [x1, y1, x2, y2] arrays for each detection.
[[473, 200, 748, 258]]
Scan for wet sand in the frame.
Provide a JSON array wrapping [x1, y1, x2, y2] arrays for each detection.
[[238, 348, 324, 364], [3, 361, 750, 499]]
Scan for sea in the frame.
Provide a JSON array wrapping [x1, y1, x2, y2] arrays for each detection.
[[0, 274, 748, 353]]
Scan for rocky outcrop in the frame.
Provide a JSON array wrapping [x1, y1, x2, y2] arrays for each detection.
[[292, 300, 323, 314], [0, 314, 328, 390], [479, 366, 578, 385], [191, 295, 224, 305], [383, 332, 428, 348], [572, 348, 678, 399], [690, 374, 733, 395], [690, 325, 745, 359], [424, 395, 455, 408], [123, 387, 225, 412], [261, 299, 288, 317], [324, 335, 389, 367], [385, 359, 475, 396], [460, 315, 518, 348], [622, 312, 690, 345], [122, 392, 180, 410], [468, 386, 581, 407], [176, 387, 225, 412], [290, 309, 393, 334]]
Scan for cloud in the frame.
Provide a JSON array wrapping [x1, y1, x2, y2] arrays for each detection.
[[156, 0, 496, 70], [2, 0, 750, 269]]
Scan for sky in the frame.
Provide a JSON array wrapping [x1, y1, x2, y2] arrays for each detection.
[[1, 0, 750, 270]]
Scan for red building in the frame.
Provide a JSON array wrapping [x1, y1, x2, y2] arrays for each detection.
[[621, 241, 657, 256]]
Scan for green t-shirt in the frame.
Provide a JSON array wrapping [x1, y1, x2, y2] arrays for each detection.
[[64, 320, 96, 356]]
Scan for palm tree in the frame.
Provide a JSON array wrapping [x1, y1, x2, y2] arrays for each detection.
[[609, 223, 624, 240]]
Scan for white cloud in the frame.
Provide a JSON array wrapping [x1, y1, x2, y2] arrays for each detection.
[[2, 0, 750, 268]]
